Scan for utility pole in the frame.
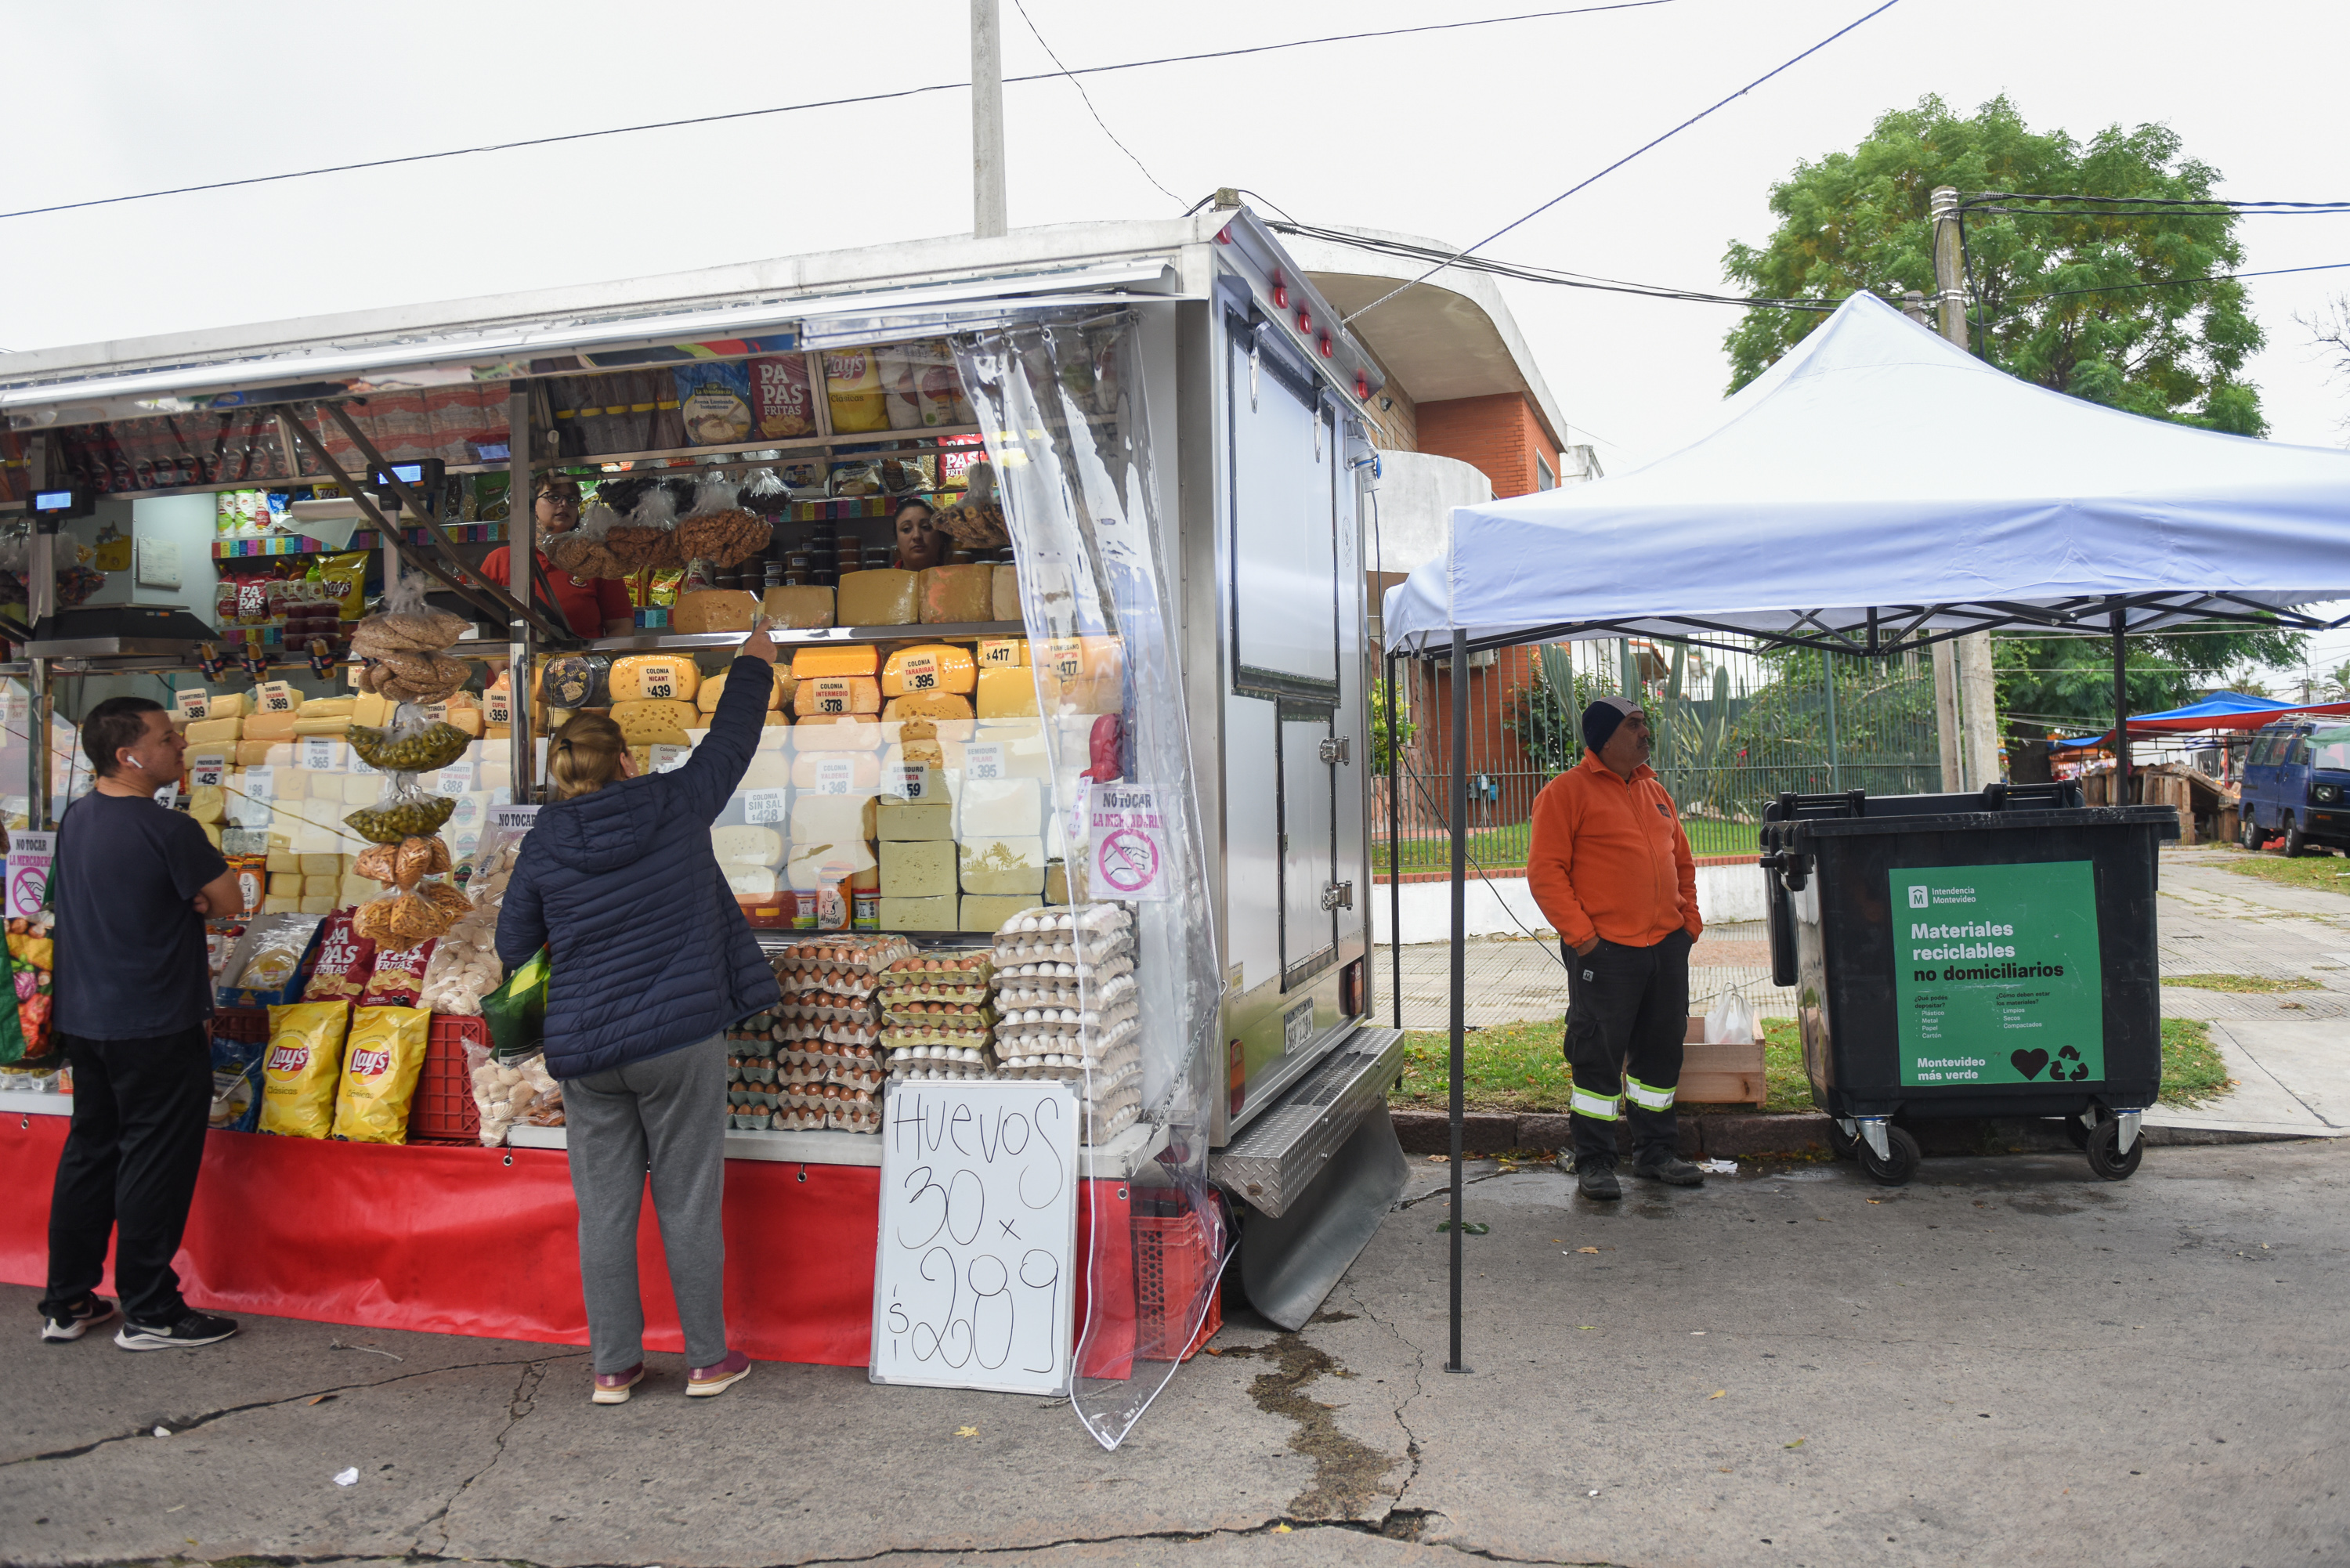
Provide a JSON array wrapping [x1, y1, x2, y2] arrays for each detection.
[[1929, 186, 2003, 791], [971, 0, 1007, 239]]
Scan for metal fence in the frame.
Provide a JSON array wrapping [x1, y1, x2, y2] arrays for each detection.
[[1375, 636, 1942, 873]]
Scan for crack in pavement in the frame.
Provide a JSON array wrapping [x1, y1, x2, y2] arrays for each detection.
[[1218, 1326, 1398, 1523], [1398, 1169, 1516, 1210], [0, 1351, 577, 1468], [1346, 1277, 1431, 1536], [408, 1355, 551, 1554]]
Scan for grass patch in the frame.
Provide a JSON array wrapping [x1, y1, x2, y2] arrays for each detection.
[[2163, 972, 2320, 994], [2212, 843, 2350, 894], [1374, 817, 1759, 873], [1392, 1015, 2234, 1112]]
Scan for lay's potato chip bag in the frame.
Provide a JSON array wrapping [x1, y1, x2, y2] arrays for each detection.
[[258, 1000, 351, 1139], [331, 1006, 431, 1145]]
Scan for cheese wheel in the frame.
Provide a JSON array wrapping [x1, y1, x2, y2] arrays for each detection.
[[835, 569, 919, 627], [791, 674, 881, 718], [672, 590, 760, 635], [917, 564, 994, 624], [352, 692, 394, 728], [879, 717, 975, 748], [607, 654, 701, 703], [610, 699, 702, 743], [696, 667, 785, 714], [974, 665, 1040, 720], [789, 644, 879, 680], [975, 638, 1028, 668], [440, 705, 486, 737], [991, 564, 1021, 623], [761, 585, 836, 630], [880, 644, 978, 698], [187, 785, 227, 825]]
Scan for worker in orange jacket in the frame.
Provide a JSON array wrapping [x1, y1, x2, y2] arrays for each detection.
[[1526, 695, 1706, 1199]]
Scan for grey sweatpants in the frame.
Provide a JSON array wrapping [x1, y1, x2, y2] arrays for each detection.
[[562, 1038, 728, 1373]]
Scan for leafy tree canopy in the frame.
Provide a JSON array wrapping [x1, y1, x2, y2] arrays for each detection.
[[1723, 94, 2265, 434]]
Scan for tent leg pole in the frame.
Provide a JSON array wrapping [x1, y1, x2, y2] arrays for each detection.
[[1447, 630, 1469, 1375], [2111, 609, 2131, 805], [1387, 651, 1403, 1031]]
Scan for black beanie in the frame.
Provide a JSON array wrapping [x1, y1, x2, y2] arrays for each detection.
[[1582, 695, 1640, 754]]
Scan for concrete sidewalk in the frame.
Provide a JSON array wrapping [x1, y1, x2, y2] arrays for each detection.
[[4, 1138, 2345, 1566]]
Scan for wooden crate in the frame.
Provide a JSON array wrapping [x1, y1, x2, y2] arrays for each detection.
[[1679, 1016, 1766, 1107]]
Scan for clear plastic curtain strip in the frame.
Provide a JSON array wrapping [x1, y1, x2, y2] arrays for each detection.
[[951, 313, 1225, 1451]]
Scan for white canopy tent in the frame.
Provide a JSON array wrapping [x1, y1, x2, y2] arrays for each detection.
[[1377, 289, 2350, 1375]]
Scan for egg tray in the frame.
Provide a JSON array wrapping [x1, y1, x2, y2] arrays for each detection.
[[996, 1055, 1140, 1091], [739, 1104, 880, 1134], [886, 1040, 994, 1068], [989, 933, 1133, 971], [1079, 1099, 1142, 1147], [878, 953, 996, 986], [772, 936, 917, 977], [878, 981, 996, 1007], [777, 1017, 882, 1049], [992, 950, 1134, 987], [772, 994, 881, 1024], [995, 905, 1133, 941], [728, 1050, 880, 1087], [782, 970, 882, 1000], [886, 1063, 997, 1084], [779, 1060, 885, 1091], [994, 1006, 1139, 1051], [880, 1000, 995, 1027], [992, 971, 1137, 1013]]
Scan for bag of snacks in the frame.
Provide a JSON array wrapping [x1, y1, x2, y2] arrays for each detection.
[[360, 940, 438, 1007], [208, 1028, 265, 1132], [466, 1038, 562, 1146], [258, 999, 352, 1138], [331, 1004, 431, 1144], [301, 909, 378, 1002], [219, 913, 325, 1007]]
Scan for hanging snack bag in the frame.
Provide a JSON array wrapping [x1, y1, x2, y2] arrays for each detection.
[[674, 362, 754, 447], [751, 354, 816, 439], [301, 909, 378, 1002], [331, 1004, 432, 1144], [822, 349, 890, 433], [360, 939, 439, 1008], [317, 551, 371, 620], [258, 999, 352, 1138], [208, 1028, 266, 1132]]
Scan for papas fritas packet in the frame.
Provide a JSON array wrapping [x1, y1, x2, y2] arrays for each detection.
[[331, 1005, 431, 1145], [258, 1000, 351, 1138]]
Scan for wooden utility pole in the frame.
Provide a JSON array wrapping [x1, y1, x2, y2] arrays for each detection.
[[971, 0, 1007, 238], [1929, 186, 2003, 791]]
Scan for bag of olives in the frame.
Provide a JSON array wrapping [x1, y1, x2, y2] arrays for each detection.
[[345, 779, 457, 844], [348, 717, 472, 774]]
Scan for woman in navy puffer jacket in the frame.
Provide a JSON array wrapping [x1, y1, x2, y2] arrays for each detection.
[[497, 617, 780, 1406]]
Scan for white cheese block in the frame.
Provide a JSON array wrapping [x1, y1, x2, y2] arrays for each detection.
[[960, 894, 1036, 933], [725, 865, 782, 898], [784, 838, 877, 890], [877, 799, 956, 841], [880, 895, 958, 931], [711, 824, 785, 866], [880, 839, 959, 898], [956, 775, 1041, 839], [971, 719, 1054, 779], [789, 789, 878, 844], [958, 835, 1046, 896]]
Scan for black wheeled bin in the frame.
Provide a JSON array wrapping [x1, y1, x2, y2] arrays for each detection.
[[1759, 783, 2179, 1186]]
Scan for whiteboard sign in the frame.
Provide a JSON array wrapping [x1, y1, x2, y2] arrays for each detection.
[[871, 1080, 1078, 1396]]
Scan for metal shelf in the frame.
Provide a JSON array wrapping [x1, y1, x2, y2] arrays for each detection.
[[586, 621, 1021, 654]]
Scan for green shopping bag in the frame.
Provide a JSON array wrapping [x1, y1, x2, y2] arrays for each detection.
[[481, 946, 549, 1064]]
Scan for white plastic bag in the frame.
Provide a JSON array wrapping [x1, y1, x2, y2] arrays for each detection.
[[1704, 986, 1755, 1046]]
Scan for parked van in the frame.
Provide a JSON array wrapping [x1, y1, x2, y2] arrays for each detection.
[[2239, 720, 2350, 854]]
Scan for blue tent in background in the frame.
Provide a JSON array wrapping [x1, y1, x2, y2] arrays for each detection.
[[2050, 692, 2350, 750]]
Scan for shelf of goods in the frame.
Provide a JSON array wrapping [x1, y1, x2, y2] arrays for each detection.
[[214, 522, 508, 560]]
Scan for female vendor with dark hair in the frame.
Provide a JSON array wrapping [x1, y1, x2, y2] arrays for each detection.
[[891, 499, 945, 571]]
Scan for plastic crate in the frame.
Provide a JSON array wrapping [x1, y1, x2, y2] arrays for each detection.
[[408, 1015, 488, 1144], [211, 1006, 268, 1043], [1130, 1209, 1221, 1363]]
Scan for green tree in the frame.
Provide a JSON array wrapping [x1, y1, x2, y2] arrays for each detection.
[[1723, 95, 2265, 434], [1995, 627, 2304, 780], [1369, 677, 1417, 773]]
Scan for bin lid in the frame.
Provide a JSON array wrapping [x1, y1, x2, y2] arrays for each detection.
[[1785, 805, 2180, 840]]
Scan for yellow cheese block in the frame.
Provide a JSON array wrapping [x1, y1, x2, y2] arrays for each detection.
[[784, 837, 877, 890], [836, 569, 919, 627], [298, 894, 337, 916], [297, 696, 356, 719], [739, 752, 792, 792], [789, 643, 878, 680], [975, 638, 1028, 668], [262, 894, 300, 916], [344, 774, 385, 805], [302, 874, 338, 898], [877, 798, 955, 842], [338, 873, 376, 906], [882, 692, 974, 724], [291, 716, 353, 737], [880, 840, 957, 898], [791, 751, 882, 790], [266, 848, 300, 874], [244, 710, 298, 742], [352, 692, 394, 728], [1045, 862, 1071, 905], [611, 699, 702, 742], [266, 872, 301, 898], [918, 564, 994, 624], [961, 894, 1036, 934], [880, 717, 974, 749], [790, 715, 882, 752], [186, 717, 243, 746], [608, 654, 701, 703], [237, 739, 290, 768], [300, 853, 341, 876], [880, 644, 979, 698], [792, 674, 882, 718], [1035, 636, 1126, 716], [959, 836, 1046, 896], [440, 705, 486, 737], [880, 896, 957, 931], [187, 786, 227, 825], [991, 564, 1021, 623], [205, 691, 251, 721], [696, 668, 784, 714], [673, 590, 761, 635], [974, 665, 1040, 720], [761, 585, 836, 630]]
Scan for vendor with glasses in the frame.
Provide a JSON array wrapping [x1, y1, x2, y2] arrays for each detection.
[[480, 478, 636, 637]]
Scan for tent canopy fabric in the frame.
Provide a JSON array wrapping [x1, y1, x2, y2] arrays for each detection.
[[2050, 692, 2350, 750], [1382, 291, 2350, 656]]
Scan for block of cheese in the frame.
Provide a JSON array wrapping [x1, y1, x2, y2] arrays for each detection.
[[302, 874, 338, 898], [785, 837, 877, 890], [958, 836, 1046, 896], [244, 709, 299, 742], [880, 895, 958, 931], [968, 719, 1053, 779], [265, 769, 308, 801], [790, 714, 882, 753], [607, 654, 700, 703], [292, 716, 353, 737], [880, 839, 958, 899], [298, 894, 337, 916], [611, 699, 701, 744], [187, 786, 227, 825], [352, 692, 394, 728], [762, 584, 836, 630], [958, 775, 1041, 839], [917, 564, 993, 624], [205, 691, 251, 721], [835, 569, 919, 627], [991, 564, 1021, 623], [262, 894, 299, 916], [200, 821, 222, 851], [725, 865, 782, 899], [711, 825, 785, 867], [673, 590, 759, 635], [960, 894, 1036, 933], [974, 665, 1039, 720], [792, 674, 881, 718], [266, 872, 301, 898], [344, 774, 385, 805], [877, 798, 955, 842], [791, 750, 881, 791], [881, 644, 978, 698], [882, 691, 974, 726], [1045, 861, 1071, 905], [186, 717, 243, 747], [790, 644, 879, 680], [879, 717, 975, 748], [297, 696, 355, 719], [975, 638, 1028, 668], [299, 854, 340, 876], [338, 873, 375, 907], [739, 751, 793, 792], [696, 668, 783, 714], [789, 789, 878, 845], [265, 847, 300, 874], [440, 705, 486, 737], [884, 739, 956, 775], [879, 764, 948, 804]]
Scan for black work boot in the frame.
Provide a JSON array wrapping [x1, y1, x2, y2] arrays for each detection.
[[1632, 1154, 1705, 1187], [1576, 1162, 1622, 1201]]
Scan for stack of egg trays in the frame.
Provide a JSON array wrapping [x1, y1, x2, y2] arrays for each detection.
[[989, 905, 1144, 1143], [878, 950, 999, 1082], [723, 1005, 884, 1133]]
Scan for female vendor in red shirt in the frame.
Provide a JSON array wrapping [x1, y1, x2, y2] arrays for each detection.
[[479, 476, 635, 637]]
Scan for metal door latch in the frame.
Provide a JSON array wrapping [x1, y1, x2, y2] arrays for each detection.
[[1318, 736, 1350, 764], [1321, 881, 1354, 911]]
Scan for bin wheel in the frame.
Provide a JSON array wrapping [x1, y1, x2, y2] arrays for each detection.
[[2062, 1115, 2092, 1150], [1857, 1125, 1921, 1187], [2284, 821, 2308, 858], [1826, 1122, 1860, 1161], [2085, 1118, 2143, 1180]]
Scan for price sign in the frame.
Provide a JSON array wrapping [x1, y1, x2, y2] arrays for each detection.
[[434, 758, 479, 794], [257, 681, 296, 716], [1041, 638, 1083, 682], [243, 765, 277, 803], [649, 744, 690, 775], [190, 754, 228, 789], [173, 688, 212, 721], [894, 765, 927, 800], [808, 677, 851, 716], [155, 783, 179, 811], [964, 742, 1006, 782], [485, 688, 512, 727], [638, 662, 679, 701], [489, 804, 539, 833], [346, 663, 365, 690], [815, 757, 854, 797], [300, 737, 340, 772], [423, 701, 450, 724], [976, 639, 1024, 667], [898, 654, 939, 692], [743, 788, 787, 826]]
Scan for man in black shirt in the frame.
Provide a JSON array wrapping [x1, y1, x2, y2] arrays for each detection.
[[41, 696, 244, 1349]]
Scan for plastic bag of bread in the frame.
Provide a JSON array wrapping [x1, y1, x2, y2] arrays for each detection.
[[350, 552, 469, 658], [418, 903, 504, 1016], [466, 1039, 562, 1147]]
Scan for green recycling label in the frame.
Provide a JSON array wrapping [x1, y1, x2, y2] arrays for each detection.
[[1889, 861, 2103, 1088]]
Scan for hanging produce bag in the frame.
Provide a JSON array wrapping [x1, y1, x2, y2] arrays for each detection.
[[482, 945, 550, 1064]]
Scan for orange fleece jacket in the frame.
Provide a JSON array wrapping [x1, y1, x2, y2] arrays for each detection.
[[1526, 751, 1702, 950]]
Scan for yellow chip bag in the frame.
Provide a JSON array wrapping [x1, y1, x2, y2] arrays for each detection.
[[331, 1006, 432, 1145], [258, 1000, 352, 1139]]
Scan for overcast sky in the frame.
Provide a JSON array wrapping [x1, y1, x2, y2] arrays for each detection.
[[6, 0, 2348, 672]]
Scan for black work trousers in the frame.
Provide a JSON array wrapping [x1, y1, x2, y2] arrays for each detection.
[[42, 1024, 212, 1326], [1562, 930, 1692, 1169]]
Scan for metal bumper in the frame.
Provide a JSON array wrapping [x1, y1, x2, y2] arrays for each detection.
[[1210, 1026, 1405, 1218]]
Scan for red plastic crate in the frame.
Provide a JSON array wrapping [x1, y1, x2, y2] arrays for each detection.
[[408, 1015, 488, 1144], [1130, 1209, 1222, 1362], [211, 1006, 268, 1042]]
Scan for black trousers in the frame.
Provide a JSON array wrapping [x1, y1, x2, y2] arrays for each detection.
[[1563, 930, 1692, 1168], [42, 1024, 212, 1326]]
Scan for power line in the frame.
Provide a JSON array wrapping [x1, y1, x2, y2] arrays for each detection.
[[1964, 193, 2350, 213], [1342, 0, 1908, 325], [0, 2, 1679, 223], [1012, 0, 1182, 208]]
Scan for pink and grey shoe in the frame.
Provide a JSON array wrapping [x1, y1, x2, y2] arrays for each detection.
[[591, 1364, 645, 1405], [686, 1349, 750, 1397]]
